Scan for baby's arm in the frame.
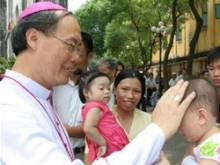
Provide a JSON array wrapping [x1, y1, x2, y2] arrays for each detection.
[[198, 159, 219, 165], [83, 107, 106, 147]]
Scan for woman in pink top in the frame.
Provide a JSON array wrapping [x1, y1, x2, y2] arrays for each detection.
[[78, 70, 129, 163]]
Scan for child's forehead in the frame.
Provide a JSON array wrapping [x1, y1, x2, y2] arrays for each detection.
[[90, 76, 110, 85]]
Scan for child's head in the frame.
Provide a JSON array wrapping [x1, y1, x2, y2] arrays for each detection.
[[207, 46, 220, 88], [179, 77, 220, 143], [78, 70, 111, 104], [152, 87, 157, 92]]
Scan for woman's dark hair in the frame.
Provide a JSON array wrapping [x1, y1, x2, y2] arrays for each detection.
[[78, 70, 110, 103], [114, 69, 146, 99], [10, 10, 73, 56], [207, 46, 220, 65]]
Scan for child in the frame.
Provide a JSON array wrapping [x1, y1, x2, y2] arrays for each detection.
[[150, 87, 158, 107], [78, 70, 129, 163], [179, 77, 220, 164]]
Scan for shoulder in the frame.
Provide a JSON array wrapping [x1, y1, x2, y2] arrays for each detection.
[[83, 101, 107, 112], [134, 108, 152, 121]]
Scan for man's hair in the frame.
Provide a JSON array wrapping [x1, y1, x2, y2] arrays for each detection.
[[207, 46, 220, 65], [10, 10, 73, 56], [81, 31, 93, 55], [78, 70, 110, 103], [183, 77, 219, 117], [97, 58, 118, 71]]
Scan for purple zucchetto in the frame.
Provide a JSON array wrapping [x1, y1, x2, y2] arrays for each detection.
[[18, 2, 66, 22]]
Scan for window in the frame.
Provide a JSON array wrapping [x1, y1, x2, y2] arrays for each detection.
[[176, 30, 182, 41], [176, 24, 182, 41], [216, 4, 220, 19], [202, 3, 208, 27]]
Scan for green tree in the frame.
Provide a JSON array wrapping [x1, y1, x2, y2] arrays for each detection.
[[74, 0, 110, 57], [186, 0, 204, 76], [0, 57, 16, 74]]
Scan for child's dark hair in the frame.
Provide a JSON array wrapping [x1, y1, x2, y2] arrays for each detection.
[[78, 70, 110, 103], [183, 77, 220, 117]]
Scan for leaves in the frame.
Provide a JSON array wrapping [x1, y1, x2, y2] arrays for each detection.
[[0, 57, 16, 74]]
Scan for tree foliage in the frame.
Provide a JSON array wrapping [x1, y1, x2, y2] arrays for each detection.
[[0, 57, 16, 74], [74, 0, 206, 73]]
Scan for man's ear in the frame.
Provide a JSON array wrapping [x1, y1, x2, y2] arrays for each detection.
[[198, 108, 207, 125], [87, 52, 94, 62], [25, 28, 39, 50]]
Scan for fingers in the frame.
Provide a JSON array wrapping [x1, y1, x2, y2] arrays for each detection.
[[152, 80, 195, 140], [177, 91, 196, 115], [160, 79, 184, 101]]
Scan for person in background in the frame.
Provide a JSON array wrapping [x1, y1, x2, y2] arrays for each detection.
[[145, 73, 157, 107], [168, 72, 178, 87], [84, 69, 152, 165], [207, 46, 220, 125], [97, 58, 118, 108], [53, 31, 94, 160], [0, 2, 196, 165], [177, 70, 183, 80], [201, 69, 209, 78], [79, 71, 129, 163], [150, 87, 159, 108], [182, 68, 188, 80], [116, 61, 124, 75]]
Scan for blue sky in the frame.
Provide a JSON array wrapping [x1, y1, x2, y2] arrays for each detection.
[[68, 0, 87, 11]]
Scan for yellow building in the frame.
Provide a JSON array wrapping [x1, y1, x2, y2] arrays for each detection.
[[151, 0, 220, 77]]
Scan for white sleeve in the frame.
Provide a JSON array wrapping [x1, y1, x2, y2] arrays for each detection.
[[92, 123, 165, 165], [181, 156, 197, 165]]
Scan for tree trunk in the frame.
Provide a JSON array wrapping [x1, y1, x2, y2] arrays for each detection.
[[163, 0, 177, 91], [187, 0, 203, 75]]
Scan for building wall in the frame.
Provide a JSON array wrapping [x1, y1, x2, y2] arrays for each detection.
[[151, 0, 220, 77]]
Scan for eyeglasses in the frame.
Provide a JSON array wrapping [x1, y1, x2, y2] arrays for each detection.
[[51, 35, 82, 55]]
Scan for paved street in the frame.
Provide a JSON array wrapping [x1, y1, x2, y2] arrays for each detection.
[[163, 133, 188, 165]]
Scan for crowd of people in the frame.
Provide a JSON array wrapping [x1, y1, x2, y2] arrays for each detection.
[[1, 1, 220, 165]]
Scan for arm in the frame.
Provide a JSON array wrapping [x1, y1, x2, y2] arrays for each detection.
[[199, 159, 219, 165], [84, 107, 106, 146], [92, 123, 165, 165], [64, 124, 85, 138]]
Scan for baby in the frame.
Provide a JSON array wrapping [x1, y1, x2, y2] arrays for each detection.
[[78, 70, 129, 163], [179, 77, 220, 164]]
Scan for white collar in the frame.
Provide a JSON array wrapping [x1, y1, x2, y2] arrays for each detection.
[[3, 70, 51, 100]]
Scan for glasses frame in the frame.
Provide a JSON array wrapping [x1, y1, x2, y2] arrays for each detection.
[[51, 35, 81, 55]]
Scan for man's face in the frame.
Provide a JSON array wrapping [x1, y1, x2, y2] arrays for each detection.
[[34, 13, 81, 89], [98, 63, 115, 79], [116, 65, 123, 75], [208, 59, 220, 88], [73, 42, 93, 76]]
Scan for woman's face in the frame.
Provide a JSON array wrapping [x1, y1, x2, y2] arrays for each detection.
[[114, 78, 142, 112]]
